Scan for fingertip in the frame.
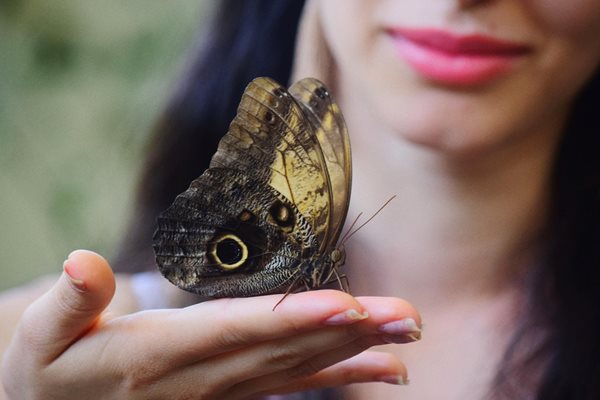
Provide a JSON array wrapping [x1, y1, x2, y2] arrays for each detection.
[[64, 249, 115, 300], [355, 296, 422, 327], [18, 251, 118, 360]]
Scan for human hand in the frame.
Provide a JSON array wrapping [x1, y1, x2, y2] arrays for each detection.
[[1, 250, 421, 399]]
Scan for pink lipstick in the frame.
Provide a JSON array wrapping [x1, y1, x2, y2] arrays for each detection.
[[388, 28, 531, 86]]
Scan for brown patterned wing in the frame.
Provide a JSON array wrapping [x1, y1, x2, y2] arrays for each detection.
[[153, 168, 316, 297], [289, 78, 352, 251], [153, 77, 351, 298], [210, 77, 334, 248]]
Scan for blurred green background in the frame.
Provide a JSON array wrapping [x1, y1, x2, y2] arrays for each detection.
[[0, 0, 209, 290]]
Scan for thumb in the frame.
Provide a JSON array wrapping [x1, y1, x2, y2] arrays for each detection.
[[21, 249, 116, 362]]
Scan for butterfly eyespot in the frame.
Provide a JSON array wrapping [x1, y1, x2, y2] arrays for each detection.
[[269, 200, 295, 231], [238, 210, 256, 223], [210, 234, 248, 270], [265, 111, 275, 123]]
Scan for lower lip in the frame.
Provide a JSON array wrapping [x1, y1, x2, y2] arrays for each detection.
[[391, 35, 523, 86]]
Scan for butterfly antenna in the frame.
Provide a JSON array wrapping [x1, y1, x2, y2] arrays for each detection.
[[339, 212, 363, 244], [340, 195, 396, 245]]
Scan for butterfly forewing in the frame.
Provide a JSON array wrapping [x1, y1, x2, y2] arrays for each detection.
[[289, 78, 352, 251]]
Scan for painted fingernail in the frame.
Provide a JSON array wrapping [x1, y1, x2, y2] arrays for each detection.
[[63, 259, 87, 292], [378, 375, 410, 385], [324, 309, 369, 325]]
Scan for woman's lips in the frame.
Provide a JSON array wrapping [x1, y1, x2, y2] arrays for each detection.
[[388, 28, 532, 86]]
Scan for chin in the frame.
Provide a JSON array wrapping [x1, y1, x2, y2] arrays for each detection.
[[391, 114, 514, 161], [375, 88, 524, 160]]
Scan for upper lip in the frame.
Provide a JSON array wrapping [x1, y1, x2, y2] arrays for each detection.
[[388, 27, 532, 56]]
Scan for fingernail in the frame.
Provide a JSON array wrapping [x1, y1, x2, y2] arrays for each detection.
[[378, 318, 421, 336], [378, 375, 410, 385], [324, 309, 369, 325], [380, 333, 421, 344], [378, 318, 422, 344], [63, 259, 87, 292]]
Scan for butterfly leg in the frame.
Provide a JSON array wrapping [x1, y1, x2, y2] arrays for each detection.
[[272, 271, 304, 311], [332, 268, 351, 294]]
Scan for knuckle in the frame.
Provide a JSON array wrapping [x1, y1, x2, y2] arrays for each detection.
[[118, 350, 166, 393], [53, 286, 94, 315], [169, 372, 224, 400], [266, 344, 306, 368], [280, 315, 306, 336], [212, 317, 252, 349], [191, 302, 257, 350], [111, 319, 219, 399], [285, 358, 323, 380], [121, 361, 163, 392]]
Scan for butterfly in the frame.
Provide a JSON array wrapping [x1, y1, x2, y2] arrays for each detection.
[[153, 77, 352, 299]]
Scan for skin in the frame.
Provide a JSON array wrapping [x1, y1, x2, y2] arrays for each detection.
[[0, 251, 420, 399], [2, 0, 600, 399]]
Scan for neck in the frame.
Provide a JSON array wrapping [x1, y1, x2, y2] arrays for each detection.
[[339, 88, 564, 307]]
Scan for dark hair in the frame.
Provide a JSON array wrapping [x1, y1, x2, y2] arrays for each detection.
[[494, 70, 600, 400], [113, 0, 306, 272], [114, 1, 600, 399], [542, 69, 600, 399]]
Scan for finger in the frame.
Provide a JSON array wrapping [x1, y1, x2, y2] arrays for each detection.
[[92, 294, 418, 398], [145, 290, 372, 364], [161, 292, 419, 364], [257, 294, 423, 391], [141, 321, 378, 399], [219, 296, 420, 398], [148, 297, 420, 399], [93, 291, 369, 397], [222, 334, 386, 399], [225, 326, 413, 399], [269, 351, 408, 394], [17, 250, 116, 363], [113, 293, 418, 375]]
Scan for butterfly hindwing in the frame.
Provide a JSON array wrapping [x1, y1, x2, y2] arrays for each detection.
[[154, 168, 317, 297]]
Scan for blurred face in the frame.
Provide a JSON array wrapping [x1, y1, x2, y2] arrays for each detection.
[[317, 0, 600, 156]]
